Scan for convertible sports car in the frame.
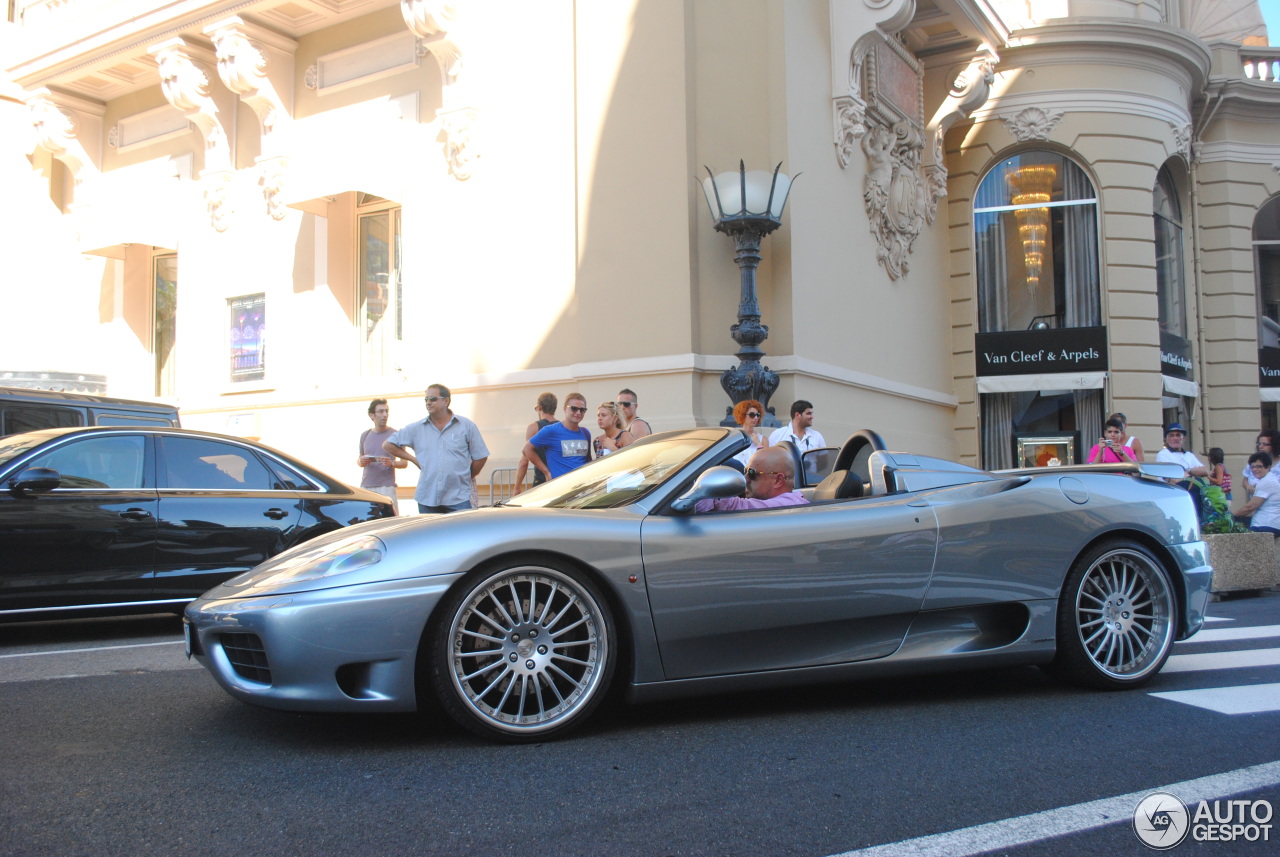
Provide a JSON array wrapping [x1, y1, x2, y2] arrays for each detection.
[[185, 427, 1212, 742]]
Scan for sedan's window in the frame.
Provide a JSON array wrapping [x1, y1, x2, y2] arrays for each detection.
[[30, 435, 146, 489], [507, 437, 712, 509], [261, 457, 318, 491], [163, 437, 274, 490]]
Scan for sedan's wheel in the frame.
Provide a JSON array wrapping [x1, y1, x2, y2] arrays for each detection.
[[429, 560, 616, 742], [1049, 541, 1176, 689]]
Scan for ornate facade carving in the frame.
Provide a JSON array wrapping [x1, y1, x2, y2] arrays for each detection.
[[258, 157, 289, 221], [836, 30, 937, 280], [27, 89, 98, 193], [304, 64, 318, 90], [922, 54, 995, 225], [402, 0, 476, 180], [151, 38, 233, 230], [29, 95, 75, 156], [207, 17, 294, 219], [832, 93, 867, 169], [1001, 107, 1065, 142], [1170, 121, 1193, 163], [203, 170, 234, 233]]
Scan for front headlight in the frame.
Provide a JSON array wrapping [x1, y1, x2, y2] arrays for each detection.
[[249, 534, 386, 589]]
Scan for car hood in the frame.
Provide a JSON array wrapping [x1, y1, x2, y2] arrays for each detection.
[[193, 504, 645, 600]]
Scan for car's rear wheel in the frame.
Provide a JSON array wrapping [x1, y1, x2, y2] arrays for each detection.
[[1049, 541, 1176, 689], [429, 559, 616, 742]]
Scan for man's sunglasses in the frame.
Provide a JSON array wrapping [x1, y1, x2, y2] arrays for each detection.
[[618, 401, 636, 407], [744, 468, 781, 481], [425, 396, 447, 403], [567, 405, 588, 413]]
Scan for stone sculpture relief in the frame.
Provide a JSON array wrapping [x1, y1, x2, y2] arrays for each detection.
[[1001, 107, 1064, 142]]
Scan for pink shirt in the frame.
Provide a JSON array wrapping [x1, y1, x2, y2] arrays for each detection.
[[696, 491, 808, 513]]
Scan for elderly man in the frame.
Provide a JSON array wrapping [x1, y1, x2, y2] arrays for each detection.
[[696, 446, 809, 513], [383, 384, 489, 514], [1155, 422, 1208, 478]]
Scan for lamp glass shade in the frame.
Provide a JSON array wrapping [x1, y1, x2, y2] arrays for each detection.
[[703, 168, 792, 220]]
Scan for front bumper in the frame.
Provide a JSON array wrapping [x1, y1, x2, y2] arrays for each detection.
[[1169, 540, 1212, 640], [184, 573, 464, 712]]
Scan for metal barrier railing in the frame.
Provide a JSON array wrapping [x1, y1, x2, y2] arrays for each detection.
[[486, 467, 528, 506]]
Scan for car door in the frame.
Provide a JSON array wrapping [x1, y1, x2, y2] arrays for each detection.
[[0, 433, 157, 613], [153, 434, 303, 597], [640, 494, 939, 680]]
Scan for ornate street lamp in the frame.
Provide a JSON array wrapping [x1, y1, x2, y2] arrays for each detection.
[[702, 160, 794, 426]]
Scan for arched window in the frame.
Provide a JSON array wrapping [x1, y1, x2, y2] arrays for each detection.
[[1154, 166, 1194, 430], [974, 151, 1102, 468], [1255, 196, 1280, 427], [1154, 167, 1186, 338]]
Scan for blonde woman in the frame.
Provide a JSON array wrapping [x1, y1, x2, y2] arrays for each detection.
[[732, 399, 769, 467], [594, 401, 630, 457]]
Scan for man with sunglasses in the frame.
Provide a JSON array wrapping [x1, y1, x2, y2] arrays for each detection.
[[615, 388, 651, 446], [523, 392, 593, 481], [383, 384, 489, 514], [696, 446, 808, 513]]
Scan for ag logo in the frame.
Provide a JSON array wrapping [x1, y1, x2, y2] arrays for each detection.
[[1134, 792, 1190, 849]]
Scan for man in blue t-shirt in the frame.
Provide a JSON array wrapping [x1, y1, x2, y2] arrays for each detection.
[[523, 392, 593, 480]]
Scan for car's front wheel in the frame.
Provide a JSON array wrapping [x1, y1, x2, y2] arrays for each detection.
[[428, 559, 616, 742], [1049, 541, 1176, 689]]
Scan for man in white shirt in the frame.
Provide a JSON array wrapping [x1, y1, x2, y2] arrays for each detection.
[[768, 399, 827, 451], [1154, 423, 1208, 477]]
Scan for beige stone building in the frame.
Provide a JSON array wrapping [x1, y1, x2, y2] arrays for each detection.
[[2, 0, 1277, 499]]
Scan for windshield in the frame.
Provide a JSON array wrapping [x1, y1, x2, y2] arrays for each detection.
[[507, 435, 716, 509], [0, 432, 54, 469]]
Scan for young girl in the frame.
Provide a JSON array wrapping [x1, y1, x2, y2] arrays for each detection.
[[1208, 447, 1231, 501]]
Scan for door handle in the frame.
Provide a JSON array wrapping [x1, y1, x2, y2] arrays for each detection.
[[119, 508, 153, 521], [263, 508, 289, 520]]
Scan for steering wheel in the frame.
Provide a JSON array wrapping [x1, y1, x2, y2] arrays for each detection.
[[833, 429, 886, 485]]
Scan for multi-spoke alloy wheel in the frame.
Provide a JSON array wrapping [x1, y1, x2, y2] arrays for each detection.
[[1050, 541, 1176, 689], [429, 561, 615, 741]]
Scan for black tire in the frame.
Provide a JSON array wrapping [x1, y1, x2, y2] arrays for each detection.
[[1048, 540, 1176, 689], [428, 559, 616, 742]]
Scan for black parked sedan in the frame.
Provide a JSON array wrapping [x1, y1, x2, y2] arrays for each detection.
[[0, 426, 395, 620]]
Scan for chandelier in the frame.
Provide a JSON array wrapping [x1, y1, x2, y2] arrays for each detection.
[[1008, 164, 1057, 291]]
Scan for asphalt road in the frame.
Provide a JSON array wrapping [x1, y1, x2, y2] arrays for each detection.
[[1, 594, 1277, 857]]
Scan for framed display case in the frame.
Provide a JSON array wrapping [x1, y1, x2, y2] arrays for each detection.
[[1014, 432, 1079, 468]]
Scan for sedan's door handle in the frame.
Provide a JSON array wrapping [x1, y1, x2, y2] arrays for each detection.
[[263, 508, 289, 520], [119, 508, 153, 521]]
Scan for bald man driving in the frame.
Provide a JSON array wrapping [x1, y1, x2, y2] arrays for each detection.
[[695, 445, 809, 513]]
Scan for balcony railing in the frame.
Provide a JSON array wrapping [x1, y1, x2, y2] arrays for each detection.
[[1241, 47, 1280, 83]]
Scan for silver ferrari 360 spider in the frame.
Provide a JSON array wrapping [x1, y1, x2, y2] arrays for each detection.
[[185, 428, 1212, 742]]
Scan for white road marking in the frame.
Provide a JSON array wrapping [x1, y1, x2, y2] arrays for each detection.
[[828, 760, 1280, 857], [0, 640, 183, 659], [1162, 647, 1280, 673], [1150, 683, 1280, 715], [1184, 624, 1280, 643]]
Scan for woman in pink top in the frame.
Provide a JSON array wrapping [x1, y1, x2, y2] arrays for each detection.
[[1087, 417, 1137, 464]]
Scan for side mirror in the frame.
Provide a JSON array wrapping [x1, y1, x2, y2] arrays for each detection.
[[9, 467, 61, 497], [670, 465, 746, 514]]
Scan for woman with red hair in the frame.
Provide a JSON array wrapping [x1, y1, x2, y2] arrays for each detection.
[[732, 399, 769, 468]]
